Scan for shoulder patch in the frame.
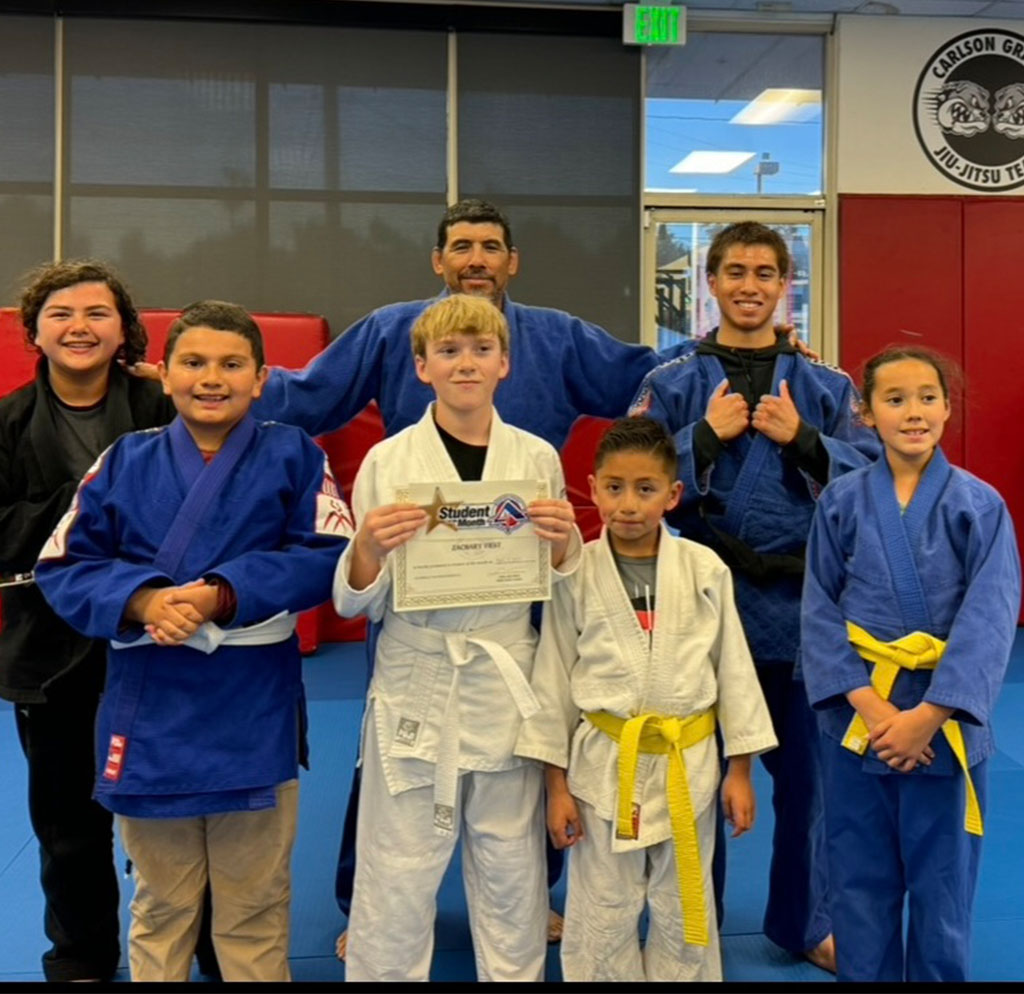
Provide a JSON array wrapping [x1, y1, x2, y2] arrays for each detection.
[[628, 349, 700, 417], [38, 451, 108, 562], [316, 458, 355, 538]]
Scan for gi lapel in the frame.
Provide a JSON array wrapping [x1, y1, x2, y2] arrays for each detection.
[[594, 528, 652, 704], [707, 353, 796, 538], [152, 414, 257, 578], [28, 362, 143, 493], [480, 408, 513, 481], [412, 404, 463, 484], [28, 367, 68, 494], [868, 450, 951, 633]]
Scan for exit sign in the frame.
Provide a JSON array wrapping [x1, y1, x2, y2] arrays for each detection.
[[623, 4, 686, 46]]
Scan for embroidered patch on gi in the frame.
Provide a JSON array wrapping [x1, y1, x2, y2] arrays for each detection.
[[315, 464, 355, 537], [434, 803, 455, 833], [103, 734, 127, 781], [395, 717, 420, 746]]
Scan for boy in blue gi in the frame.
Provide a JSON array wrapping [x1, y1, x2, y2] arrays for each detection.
[[630, 222, 879, 971], [35, 301, 353, 982], [801, 347, 1020, 981]]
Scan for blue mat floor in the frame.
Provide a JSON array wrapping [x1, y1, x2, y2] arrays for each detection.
[[2, 633, 1024, 982]]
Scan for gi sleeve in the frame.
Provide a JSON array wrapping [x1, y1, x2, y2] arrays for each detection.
[[800, 489, 873, 709], [813, 369, 881, 486], [562, 315, 661, 419], [710, 562, 778, 758], [251, 309, 387, 436], [539, 445, 583, 580], [206, 440, 353, 626], [332, 444, 392, 623], [514, 573, 583, 769], [923, 495, 1021, 726], [34, 441, 174, 639]]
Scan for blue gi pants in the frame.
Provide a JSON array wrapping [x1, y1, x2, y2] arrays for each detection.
[[756, 662, 831, 953], [821, 737, 985, 982]]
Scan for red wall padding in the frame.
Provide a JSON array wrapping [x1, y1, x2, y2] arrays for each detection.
[[838, 196, 964, 465], [962, 201, 1024, 584], [840, 195, 1024, 620], [562, 416, 610, 543]]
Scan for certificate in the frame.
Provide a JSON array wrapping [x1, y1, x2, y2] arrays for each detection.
[[392, 480, 550, 612]]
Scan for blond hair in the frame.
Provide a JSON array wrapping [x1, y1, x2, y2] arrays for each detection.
[[410, 294, 509, 358]]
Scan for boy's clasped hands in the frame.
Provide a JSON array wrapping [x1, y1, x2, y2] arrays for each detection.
[[125, 579, 221, 646]]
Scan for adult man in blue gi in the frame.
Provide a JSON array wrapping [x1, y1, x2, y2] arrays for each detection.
[[247, 199, 667, 958]]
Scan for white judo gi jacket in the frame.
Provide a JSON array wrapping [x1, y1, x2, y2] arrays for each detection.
[[516, 526, 777, 851], [334, 405, 580, 808]]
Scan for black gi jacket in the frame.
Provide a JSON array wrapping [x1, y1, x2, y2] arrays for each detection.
[[0, 360, 173, 702]]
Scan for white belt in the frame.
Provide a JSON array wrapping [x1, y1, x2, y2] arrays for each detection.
[[381, 612, 539, 836], [111, 610, 298, 655]]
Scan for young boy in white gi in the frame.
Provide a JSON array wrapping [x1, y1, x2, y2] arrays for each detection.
[[333, 293, 579, 982], [35, 301, 353, 982], [515, 417, 777, 981]]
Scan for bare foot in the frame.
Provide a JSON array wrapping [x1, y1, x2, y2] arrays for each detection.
[[335, 929, 347, 962], [804, 933, 836, 974], [547, 909, 564, 944]]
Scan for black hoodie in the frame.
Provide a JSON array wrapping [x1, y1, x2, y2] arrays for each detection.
[[691, 329, 829, 484]]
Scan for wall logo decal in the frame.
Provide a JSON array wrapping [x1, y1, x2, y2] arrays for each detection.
[[914, 28, 1024, 191]]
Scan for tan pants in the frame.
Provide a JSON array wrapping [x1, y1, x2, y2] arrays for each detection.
[[118, 779, 298, 982]]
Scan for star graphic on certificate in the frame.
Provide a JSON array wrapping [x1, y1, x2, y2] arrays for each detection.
[[420, 486, 461, 533]]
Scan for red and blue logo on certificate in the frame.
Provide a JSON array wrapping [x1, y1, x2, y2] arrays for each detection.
[[489, 495, 529, 534]]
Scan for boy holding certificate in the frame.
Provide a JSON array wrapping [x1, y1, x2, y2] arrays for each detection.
[[333, 293, 578, 982], [515, 417, 777, 981]]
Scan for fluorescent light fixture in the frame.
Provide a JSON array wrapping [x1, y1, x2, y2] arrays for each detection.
[[730, 88, 821, 126], [670, 151, 754, 174]]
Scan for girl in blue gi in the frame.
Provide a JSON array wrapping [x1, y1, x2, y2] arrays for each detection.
[[801, 346, 1021, 982]]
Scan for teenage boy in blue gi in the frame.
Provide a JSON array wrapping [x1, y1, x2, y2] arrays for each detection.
[[630, 221, 880, 972]]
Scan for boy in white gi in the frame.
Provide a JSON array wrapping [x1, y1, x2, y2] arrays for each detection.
[[516, 417, 777, 981], [333, 293, 579, 982]]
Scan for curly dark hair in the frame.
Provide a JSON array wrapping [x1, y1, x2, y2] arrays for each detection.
[[19, 259, 148, 366]]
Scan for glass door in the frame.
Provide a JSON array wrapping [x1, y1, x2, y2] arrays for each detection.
[[642, 209, 823, 352]]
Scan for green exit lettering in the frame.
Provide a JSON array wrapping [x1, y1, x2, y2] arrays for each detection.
[[635, 6, 680, 45]]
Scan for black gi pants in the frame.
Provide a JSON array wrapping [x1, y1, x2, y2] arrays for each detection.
[[14, 649, 121, 982]]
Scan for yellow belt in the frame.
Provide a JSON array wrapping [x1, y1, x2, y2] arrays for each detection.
[[843, 621, 982, 836], [585, 708, 716, 946]]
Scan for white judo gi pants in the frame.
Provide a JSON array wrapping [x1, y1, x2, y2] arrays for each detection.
[[561, 798, 721, 982], [345, 718, 547, 982]]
